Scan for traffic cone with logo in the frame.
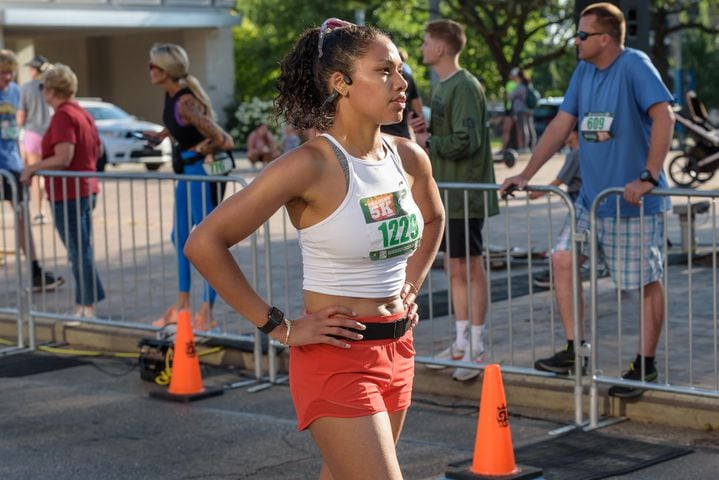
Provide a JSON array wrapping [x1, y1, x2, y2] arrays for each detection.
[[445, 364, 542, 480], [150, 310, 223, 402]]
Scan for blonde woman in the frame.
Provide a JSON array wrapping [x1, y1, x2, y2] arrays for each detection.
[[145, 43, 233, 331]]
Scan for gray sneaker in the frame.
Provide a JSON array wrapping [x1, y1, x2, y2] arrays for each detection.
[[426, 343, 465, 370], [452, 349, 487, 382]]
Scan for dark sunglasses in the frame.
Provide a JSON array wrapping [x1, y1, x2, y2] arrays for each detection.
[[576, 31, 605, 41], [318, 18, 354, 59], [147, 61, 164, 71]]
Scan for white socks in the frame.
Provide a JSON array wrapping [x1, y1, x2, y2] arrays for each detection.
[[455, 320, 469, 349], [456, 321, 486, 353], [471, 324, 486, 353]]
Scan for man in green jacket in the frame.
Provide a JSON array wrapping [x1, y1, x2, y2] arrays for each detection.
[[412, 19, 499, 382]]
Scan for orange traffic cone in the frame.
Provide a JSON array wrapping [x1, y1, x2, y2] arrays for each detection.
[[445, 364, 542, 480], [150, 310, 223, 403]]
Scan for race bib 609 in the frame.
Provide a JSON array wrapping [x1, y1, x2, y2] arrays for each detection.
[[581, 112, 614, 142]]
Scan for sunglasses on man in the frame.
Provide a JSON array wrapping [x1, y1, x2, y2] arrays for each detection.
[[576, 31, 605, 41]]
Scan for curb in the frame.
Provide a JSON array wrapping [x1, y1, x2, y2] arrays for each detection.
[[2, 317, 716, 431], [413, 364, 719, 431]]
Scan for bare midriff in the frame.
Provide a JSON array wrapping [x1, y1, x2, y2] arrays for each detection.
[[303, 290, 405, 319]]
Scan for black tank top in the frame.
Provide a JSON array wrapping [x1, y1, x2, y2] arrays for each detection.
[[162, 87, 205, 151]]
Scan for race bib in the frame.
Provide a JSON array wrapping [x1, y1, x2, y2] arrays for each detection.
[[202, 151, 235, 176], [360, 189, 421, 261], [581, 112, 614, 142], [0, 118, 19, 140]]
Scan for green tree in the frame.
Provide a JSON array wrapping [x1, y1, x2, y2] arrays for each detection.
[[233, 0, 421, 101], [444, 1, 576, 99], [650, 0, 719, 92], [682, 30, 719, 108]]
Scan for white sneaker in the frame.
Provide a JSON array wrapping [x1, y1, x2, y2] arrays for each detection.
[[426, 343, 465, 370], [452, 349, 487, 381]]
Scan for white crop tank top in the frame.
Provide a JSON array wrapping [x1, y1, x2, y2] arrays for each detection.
[[298, 133, 424, 298]]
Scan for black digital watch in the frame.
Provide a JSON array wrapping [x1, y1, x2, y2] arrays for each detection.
[[259, 306, 285, 334], [639, 169, 658, 187]]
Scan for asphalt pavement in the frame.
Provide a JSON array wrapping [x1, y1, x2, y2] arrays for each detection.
[[2, 354, 719, 480]]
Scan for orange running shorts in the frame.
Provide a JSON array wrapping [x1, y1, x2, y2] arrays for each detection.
[[289, 311, 415, 431]]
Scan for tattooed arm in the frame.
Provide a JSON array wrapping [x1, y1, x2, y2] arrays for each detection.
[[177, 94, 234, 154]]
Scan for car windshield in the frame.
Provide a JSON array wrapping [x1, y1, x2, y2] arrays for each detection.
[[84, 105, 132, 121]]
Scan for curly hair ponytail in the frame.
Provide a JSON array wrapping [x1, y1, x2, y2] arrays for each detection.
[[275, 23, 385, 131]]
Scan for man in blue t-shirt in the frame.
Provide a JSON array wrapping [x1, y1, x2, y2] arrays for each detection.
[[0, 49, 63, 291], [501, 3, 675, 398]]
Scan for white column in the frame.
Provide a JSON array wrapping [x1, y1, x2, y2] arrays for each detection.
[[14, 39, 35, 85], [183, 28, 236, 126]]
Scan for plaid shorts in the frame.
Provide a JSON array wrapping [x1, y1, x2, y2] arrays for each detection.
[[554, 203, 665, 290]]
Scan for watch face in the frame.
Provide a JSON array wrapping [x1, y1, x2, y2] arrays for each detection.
[[260, 306, 285, 334], [269, 306, 285, 324], [640, 170, 657, 185]]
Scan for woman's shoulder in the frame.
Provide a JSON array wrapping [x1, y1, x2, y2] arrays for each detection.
[[268, 136, 332, 172], [176, 92, 199, 109], [253, 136, 341, 200], [51, 102, 78, 122], [383, 134, 429, 176]]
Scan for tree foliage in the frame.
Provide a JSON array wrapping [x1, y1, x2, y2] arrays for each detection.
[[233, 0, 426, 101], [444, 1, 575, 87], [681, 29, 719, 108], [650, 0, 719, 95], [231, 0, 719, 114]]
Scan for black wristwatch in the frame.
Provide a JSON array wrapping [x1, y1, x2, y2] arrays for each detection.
[[639, 169, 658, 187], [259, 306, 285, 334]]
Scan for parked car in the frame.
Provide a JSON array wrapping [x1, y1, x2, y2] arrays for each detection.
[[533, 96, 564, 140], [78, 98, 172, 171]]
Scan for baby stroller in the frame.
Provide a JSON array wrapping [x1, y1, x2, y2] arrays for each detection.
[[669, 91, 719, 187]]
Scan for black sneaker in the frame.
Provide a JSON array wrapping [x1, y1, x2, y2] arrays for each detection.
[[32, 270, 65, 293], [533, 270, 551, 289], [608, 361, 657, 399], [534, 345, 587, 374], [534, 346, 575, 374]]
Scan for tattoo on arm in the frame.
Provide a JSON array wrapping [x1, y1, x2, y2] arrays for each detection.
[[179, 96, 229, 151]]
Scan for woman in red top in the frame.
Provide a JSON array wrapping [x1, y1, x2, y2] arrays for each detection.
[[21, 63, 105, 318]]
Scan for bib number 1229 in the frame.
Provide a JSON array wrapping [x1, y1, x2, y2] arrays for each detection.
[[377, 213, 419, 247]]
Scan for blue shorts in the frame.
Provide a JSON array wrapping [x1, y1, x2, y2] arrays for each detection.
[[553, 204, 665, 290]]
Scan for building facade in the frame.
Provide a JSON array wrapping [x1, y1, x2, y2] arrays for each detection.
[[0, 0, 240, 125]]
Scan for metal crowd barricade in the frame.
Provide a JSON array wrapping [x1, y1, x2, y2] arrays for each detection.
[[412, 182, 587, 427], [3, 169, 289, 385], [0, 169, 29, 356], [588, 187, 719, 428]]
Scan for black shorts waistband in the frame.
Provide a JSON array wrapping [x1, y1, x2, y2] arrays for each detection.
[[332, 317, 410, 341]]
